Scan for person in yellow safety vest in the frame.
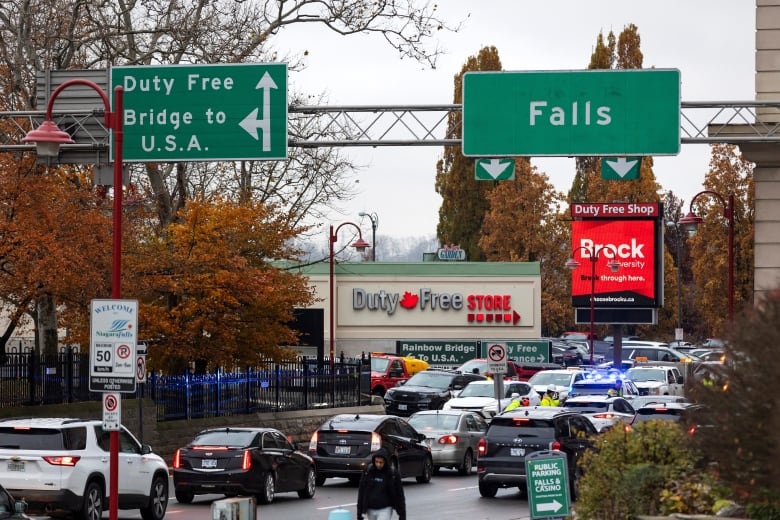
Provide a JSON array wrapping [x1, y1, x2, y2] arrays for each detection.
[[540, 385, 560, 406], [503, 394, 532, 412]]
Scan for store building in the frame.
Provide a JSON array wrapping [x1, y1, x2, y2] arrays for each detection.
[[294, 261, 542, 359]]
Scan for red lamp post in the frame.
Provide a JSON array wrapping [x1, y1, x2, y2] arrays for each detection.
[[565, 246, 620, 365], [23, 79, 125, 520], [329, 223, 369, 401], [678, 190, 735, 322]]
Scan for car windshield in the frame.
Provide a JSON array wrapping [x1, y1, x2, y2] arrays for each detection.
[[528, 372, 574, 386], [405, 372, 453, 389], [408, 414, 459, 431], [565, 401, 609, 413], [458, 383, 495, 398], [191, 430, 256, 447], [626, 368, 666, 382], [371, 358, 390, 372], [457, 360, 486, 374]]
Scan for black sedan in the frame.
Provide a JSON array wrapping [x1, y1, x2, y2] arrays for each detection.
[[309, 414, 433, 486], [173, 427, 316, 504]]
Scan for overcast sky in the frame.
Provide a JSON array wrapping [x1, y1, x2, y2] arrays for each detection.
[[277, 1, 755, 243]]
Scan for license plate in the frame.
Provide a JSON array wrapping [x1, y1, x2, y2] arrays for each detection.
[[201, 459, 217, 468], [7, 461, 24, 472], [398, 404, 407, 411], [334, 446, 351, 455], [510, 448, 525, 457]]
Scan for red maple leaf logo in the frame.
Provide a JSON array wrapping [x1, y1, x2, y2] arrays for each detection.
[[399, 291, 419, 309]]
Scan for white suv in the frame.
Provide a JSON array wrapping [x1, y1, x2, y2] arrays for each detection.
[[0, 417, 169, 520]]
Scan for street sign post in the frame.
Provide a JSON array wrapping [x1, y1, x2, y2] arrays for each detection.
[[486, 343, 508, 374], [463, 69, 680, 157], [90, 300, 138, 393], [111, 63, 288, 162], [526, 450, 570, 519]]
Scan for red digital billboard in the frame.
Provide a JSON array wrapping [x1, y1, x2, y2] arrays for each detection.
[[570, 219, 658, 307]]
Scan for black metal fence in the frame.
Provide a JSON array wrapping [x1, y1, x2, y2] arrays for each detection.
[[0, 350, 369, 421]]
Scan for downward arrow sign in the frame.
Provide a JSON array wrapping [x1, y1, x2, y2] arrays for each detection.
[[605, 157, 638, 178], [479, 159, 513, 179], [537, 499, 563, 513], [239, 71, 279, 150]]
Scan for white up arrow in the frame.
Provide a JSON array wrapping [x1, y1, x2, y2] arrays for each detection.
[[604, 157, 638, 178], [480, 159, 512, 179], [239, 71, 279, 151]]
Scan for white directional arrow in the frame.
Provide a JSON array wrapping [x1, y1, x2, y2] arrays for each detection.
[[605, 157, 639, 178], [536, 499, 563, 513], [239, 71, 279, 150], [479, 159, 513, 179]]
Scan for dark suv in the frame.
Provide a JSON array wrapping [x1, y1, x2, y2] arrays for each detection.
[[308, 414, 433, 486], [476, 408, 597, 499], [383, 369, 486, 417]]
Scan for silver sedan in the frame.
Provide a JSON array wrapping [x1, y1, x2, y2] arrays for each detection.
[[408, 410, 488, 475]]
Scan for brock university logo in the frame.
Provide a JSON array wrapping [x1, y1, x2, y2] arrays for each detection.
[[352, 288, 521, 325]]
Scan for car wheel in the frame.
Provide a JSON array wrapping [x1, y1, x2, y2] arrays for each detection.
[[416, 456, 433, 483], [458, 450, 473, 476], [175, 488, 194, 504], [257, 473, 275, 505], [298, 467, 316, 499], [478, 480, 498, 498], [140, 475, 169, 520], [79, 481, 103, 520], [315, 473, 326, 486]]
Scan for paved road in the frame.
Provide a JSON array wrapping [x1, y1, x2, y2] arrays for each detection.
[[29, 471, 534, 520]]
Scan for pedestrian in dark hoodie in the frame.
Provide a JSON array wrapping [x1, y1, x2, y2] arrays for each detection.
[[357, 448, 406, 520]]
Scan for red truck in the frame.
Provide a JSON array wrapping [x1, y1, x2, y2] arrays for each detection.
[[369, 353, 429, 396]]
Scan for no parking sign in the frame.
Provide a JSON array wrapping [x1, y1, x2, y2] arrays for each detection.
[[102, 392, 121, 431]]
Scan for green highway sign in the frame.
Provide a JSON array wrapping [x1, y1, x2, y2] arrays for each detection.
[[462, 69, 680, 157], [111, 63, 288, 162], [398, 340, 478, 366], [526, 452, 570, 519], [601, 157, 641, 180], [475, 158, 515, 180]]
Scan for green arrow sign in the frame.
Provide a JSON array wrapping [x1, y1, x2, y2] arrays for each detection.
[[475, 158, 515, 180], [526, 453, 570, 519], [111, 63, 288, 162], [601, 157, 641, 180], [462, 69, 680, 157]]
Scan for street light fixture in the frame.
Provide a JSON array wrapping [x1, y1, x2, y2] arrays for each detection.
[[329, 223, 369, 383], [565, 246, 620, 365], [678, 190, 735, 322], [23, 79, 125, 520], [358, 211, 379, 261]]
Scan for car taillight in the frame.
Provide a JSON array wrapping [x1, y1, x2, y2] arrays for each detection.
[[592, 413, 615, 419], [477, 438, 487, 456], [371, 432, 381, 451], [43, 456, 80, 466], [438, 435, 458, 445], [308, 431, 318, 452], [173, 449, 181, 469], [688, 424, 697, 436], [241, 450, 251, 470], [550, 441, 561, 451]]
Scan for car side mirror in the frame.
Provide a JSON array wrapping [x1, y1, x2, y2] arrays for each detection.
[[141, 444, 153, 455], [676, 376, 684, 384]]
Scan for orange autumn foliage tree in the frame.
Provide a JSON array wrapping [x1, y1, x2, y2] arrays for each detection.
[[0, 154, 112, 357], [125, 197, 314, 371]]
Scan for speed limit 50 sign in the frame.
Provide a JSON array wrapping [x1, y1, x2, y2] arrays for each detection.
[[89, 300, 138, 393]]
